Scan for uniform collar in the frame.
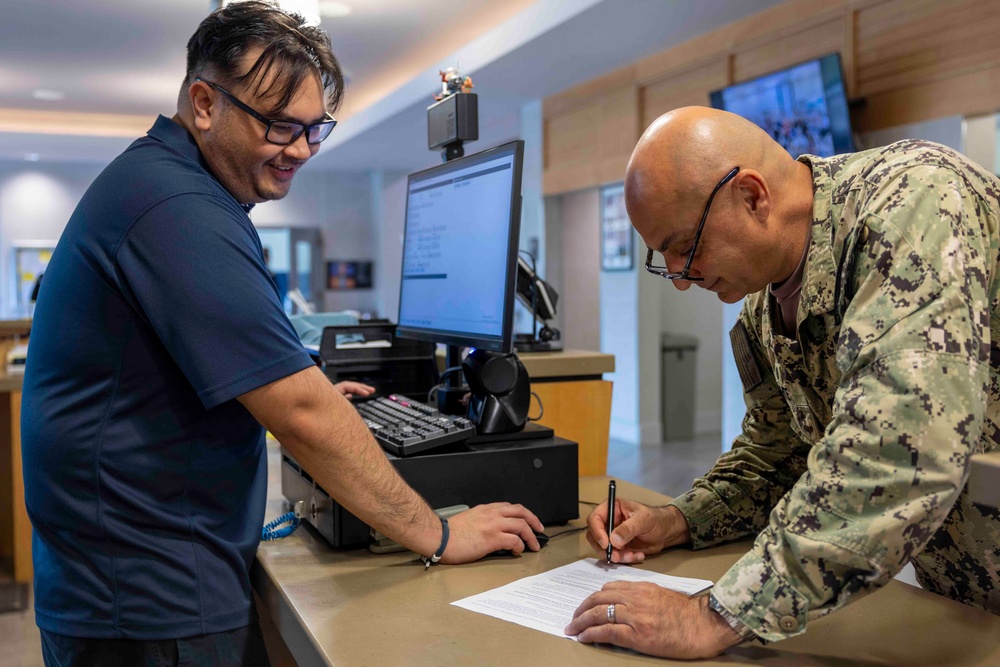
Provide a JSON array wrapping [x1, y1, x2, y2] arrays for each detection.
[[146, 115, 255, 214], [797, 154, 841, 321]]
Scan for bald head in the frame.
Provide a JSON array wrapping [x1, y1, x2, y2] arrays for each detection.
[[624, 106, 817, 301], [625, 106, 800, 246]]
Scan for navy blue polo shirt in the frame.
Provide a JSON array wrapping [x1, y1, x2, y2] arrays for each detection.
[[21, 115, 314, 639]]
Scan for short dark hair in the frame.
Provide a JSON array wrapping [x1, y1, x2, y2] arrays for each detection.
[[185, 1, 344, 113]]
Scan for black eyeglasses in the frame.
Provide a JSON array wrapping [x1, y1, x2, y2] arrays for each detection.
[[194, 77, 337, 145], [645, 166, 740, 282]]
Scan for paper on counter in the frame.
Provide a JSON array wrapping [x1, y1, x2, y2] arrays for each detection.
[[452, 558, 712, 640]]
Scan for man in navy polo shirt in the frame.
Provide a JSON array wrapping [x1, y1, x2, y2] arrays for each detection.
[[21, 3, 543, 665]]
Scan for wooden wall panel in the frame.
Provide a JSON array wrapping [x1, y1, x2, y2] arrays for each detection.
[[854, 65, 1000, 130], [633, 0, 842, 85], [732, 16, 846, 83], [640, 59, 727, 132], [543, 82, 636, 195], [544, 104, 602, 172], [856, 0, 1000, 96], [543, 0, 1000, 195]]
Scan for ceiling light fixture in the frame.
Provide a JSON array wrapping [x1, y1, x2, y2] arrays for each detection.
[[24, 153, 40, 162], [32, 89, 65, 102], [319, 1, 352, 17], [217, 0, 321, 26]]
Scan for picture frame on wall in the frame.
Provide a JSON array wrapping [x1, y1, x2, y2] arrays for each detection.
[[600, 183, 633, 271], [12, 241, 57, 315], [327, 260, 373, 290]]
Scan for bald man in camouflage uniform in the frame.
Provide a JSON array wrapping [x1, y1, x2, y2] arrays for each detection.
[[565, 107, 1000, 660]]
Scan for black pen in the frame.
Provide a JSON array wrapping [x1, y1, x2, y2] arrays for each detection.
[[606, 479, 616, 564]]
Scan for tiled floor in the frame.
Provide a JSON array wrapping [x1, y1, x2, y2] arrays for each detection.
[[606, 432, 724, 500], [0, 580, 42, 667]]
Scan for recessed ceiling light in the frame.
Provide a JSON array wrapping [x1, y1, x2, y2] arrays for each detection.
[[24, 153, 40, 162], [319, 1, 352, 17], [32, 89, 65, 102]]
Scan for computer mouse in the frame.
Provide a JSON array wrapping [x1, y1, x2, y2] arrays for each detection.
[[485, 530, 549, 558]]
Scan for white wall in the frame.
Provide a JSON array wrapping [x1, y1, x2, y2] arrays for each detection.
[[660, 274, 724, 434], [252, 168, 378, 314], [858, 115, 963, 153], [554, 188, 602, 351], [0, 159, 383, 317], [0, 162, 102, 317], [373, 170, 409, 321], [514, 99, 547, 336], [964, 114, 997, 173]]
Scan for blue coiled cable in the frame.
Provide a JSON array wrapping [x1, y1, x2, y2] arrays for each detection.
[[261, 511, 301, 541]]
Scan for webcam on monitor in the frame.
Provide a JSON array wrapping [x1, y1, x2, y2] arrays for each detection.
[[427, 93, 478, 157]]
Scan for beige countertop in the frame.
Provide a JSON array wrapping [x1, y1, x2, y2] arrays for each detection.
[[0, 319, 31, 337], [436, 347, 614, 379], [0, 369, 24, 393], [254, 452, 1000, 666], [518, 348, 614, 378]]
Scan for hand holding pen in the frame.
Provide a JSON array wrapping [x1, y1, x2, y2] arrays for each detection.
[[586, 489, 691, 564], [606, 480, 616, 564]]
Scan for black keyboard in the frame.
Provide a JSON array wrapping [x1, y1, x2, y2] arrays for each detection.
[[355, 394, 475, 456]]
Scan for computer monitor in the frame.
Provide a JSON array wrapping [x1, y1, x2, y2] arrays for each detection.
[[396, 140, 524, 353]]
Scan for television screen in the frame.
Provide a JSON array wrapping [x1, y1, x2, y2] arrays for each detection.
[[327, 261, 373, 290], [709, 53, 854, 157]]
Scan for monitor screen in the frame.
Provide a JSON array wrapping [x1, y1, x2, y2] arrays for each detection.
[[709, 53, 854, 157], [396, 140, 524, 353]]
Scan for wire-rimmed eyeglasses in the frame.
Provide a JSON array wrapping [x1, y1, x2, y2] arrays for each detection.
[[644, 166, 740, 282], [194, 77, 337, 146]]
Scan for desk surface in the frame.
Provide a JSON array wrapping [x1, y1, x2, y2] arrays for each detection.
[[435, 347, 615, 379], [518, 348, 615, 378], [0, 369, 23, 393], [254, 465, 1000, 666]]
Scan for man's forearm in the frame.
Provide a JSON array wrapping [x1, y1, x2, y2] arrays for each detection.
[[243, 367, 443, 557]]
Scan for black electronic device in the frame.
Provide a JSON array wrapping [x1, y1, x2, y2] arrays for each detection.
[[427, 92, 479, 159], [355, 394, 475, 456], [463, 348, 530, 435], [516, 256, 557, 321], [709, 53, 854, 157], [280, 435, 579, 549], [396, 139, 525, 414], [319, 323, 437, 402], [514, 253, 562, 353]]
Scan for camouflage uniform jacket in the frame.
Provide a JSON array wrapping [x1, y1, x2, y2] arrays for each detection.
[[669, 140, 1000, 642]]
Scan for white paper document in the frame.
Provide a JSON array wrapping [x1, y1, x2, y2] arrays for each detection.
[[452, 558, 713, 640]]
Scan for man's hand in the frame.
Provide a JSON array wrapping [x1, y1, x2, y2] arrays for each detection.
[[441, 503, 545, 563], [565, 582, 742, 659], [332, 380, 375, 400], [586, 499, 690, 563]]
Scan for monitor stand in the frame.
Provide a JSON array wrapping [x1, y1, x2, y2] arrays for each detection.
[[465, 421, 554, 445], [437, 344, 468, 415]]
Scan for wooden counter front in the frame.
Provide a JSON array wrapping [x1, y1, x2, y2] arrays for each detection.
[[521, 349, 614, 476], [0, 370, 28, 584]]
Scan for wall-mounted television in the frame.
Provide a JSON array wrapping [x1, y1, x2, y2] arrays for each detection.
[[709, 53, 854, 157]]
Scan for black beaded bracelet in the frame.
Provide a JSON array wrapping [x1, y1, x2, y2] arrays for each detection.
[[422, 517, 449, 569]]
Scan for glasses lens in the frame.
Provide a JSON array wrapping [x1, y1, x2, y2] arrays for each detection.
[[306, 121, 336, 145], [266, 122, 304, 145]]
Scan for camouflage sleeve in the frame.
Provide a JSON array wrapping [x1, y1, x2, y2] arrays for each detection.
[[712, 164, 991, 643], [669, 303, 810, 548]]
